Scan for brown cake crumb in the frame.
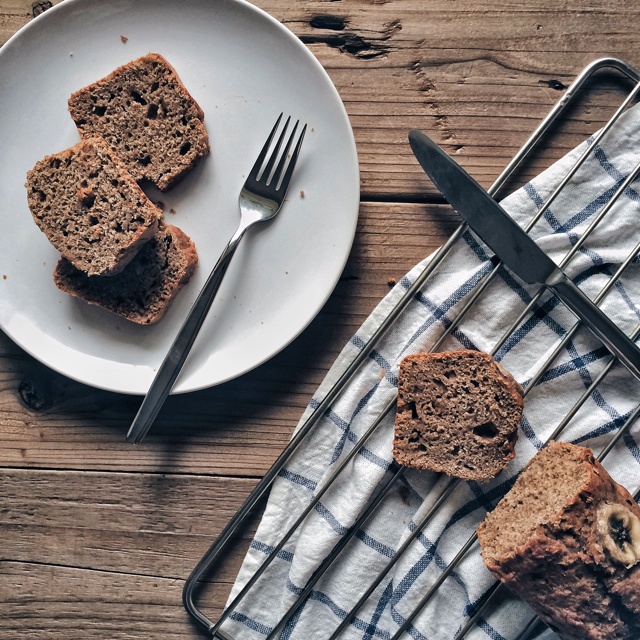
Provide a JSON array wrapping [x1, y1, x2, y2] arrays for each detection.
[[68, 53, 210, 191], [393, 350, 523, 481], [54, 223, 198, 325], [25, 136, 161, 276]]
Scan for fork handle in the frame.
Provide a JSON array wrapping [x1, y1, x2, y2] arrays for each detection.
[[126, 229, 244, 445]]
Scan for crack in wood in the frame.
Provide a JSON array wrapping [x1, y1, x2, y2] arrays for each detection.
[[539, 78, 568, 91], [303, 13, 397, 59], [309, 14, 347, 31], [300, 32, 390, 58], [409, 60, 436, 92], [409, 60, 459, 144], [383, 18, 402, 39]]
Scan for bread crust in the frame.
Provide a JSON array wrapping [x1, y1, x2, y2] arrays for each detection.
[[477, 441, 640, 640]]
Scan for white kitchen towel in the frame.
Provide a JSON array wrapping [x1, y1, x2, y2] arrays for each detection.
[[220, 104, 640, 640]]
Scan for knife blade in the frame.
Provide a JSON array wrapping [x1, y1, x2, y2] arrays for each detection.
[[408, 128, 640, 381]]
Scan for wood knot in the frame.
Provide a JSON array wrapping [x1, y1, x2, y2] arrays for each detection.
[[19, 376, 53, 412], [32, 1, 53, 18]]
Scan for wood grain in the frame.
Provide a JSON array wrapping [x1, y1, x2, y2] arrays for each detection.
[[1, 469, 264, 637], [270, 0, 640, 196], [2, 561, 228, 639], [2, 0, 640, 637]]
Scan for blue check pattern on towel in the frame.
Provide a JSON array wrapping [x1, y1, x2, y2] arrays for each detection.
[[221, 106, 640, 640]]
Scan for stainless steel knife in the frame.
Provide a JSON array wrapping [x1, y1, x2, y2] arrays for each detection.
[[408, 128, 640, 381]]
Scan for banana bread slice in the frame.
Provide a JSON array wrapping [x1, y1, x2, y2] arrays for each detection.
[[393, 350, 523, 481], [26, 136, 161, 276], [68, 53, 210, 191], [477, 441, 640, 640], [53, 222, 198, 325]]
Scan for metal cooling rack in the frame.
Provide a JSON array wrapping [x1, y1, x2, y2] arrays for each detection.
[[183, 57, 640, 640]]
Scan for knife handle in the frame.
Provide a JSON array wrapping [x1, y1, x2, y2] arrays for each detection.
[[548, 274, 640, 381]]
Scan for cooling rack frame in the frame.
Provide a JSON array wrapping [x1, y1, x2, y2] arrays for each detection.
[[183, 56, 640, 640]]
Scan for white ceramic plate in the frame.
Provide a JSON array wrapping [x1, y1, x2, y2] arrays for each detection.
[[0, 0, 359, 394]]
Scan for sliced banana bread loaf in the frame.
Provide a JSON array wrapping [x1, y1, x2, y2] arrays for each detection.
[[26, 136, 161, 276], [393, 350, 523, 481], [54, 222, 198, 325], [68, 53, 210, 191], [477, 441, 640, 640]]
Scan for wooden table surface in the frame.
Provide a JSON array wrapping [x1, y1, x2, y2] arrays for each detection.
[[2, 1, 640, 638]]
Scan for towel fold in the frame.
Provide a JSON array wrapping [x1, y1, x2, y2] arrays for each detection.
[[221, 103, 640, 640]]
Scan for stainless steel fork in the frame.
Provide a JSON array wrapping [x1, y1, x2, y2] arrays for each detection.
[[127, 114, 307, 445]]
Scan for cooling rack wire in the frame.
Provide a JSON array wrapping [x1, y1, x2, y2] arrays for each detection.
[[183, 57, 640, 640]]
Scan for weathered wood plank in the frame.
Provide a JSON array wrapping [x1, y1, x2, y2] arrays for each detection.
[[1, 469, 261, 638], [0, 0, 60, 42], [1, 469, 258, 578], [1, 561, 219, 639], [266, 0, 640, 194]]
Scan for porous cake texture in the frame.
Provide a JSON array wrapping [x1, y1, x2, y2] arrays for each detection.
[[393, 350, 523, 481], [54, 222, 198, 325], [26, 136, 161, 276], [477, 441, 640, 640], [68, 53, 210, 191]]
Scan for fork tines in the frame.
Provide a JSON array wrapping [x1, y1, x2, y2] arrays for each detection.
[[251, 113, 307, 190]]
